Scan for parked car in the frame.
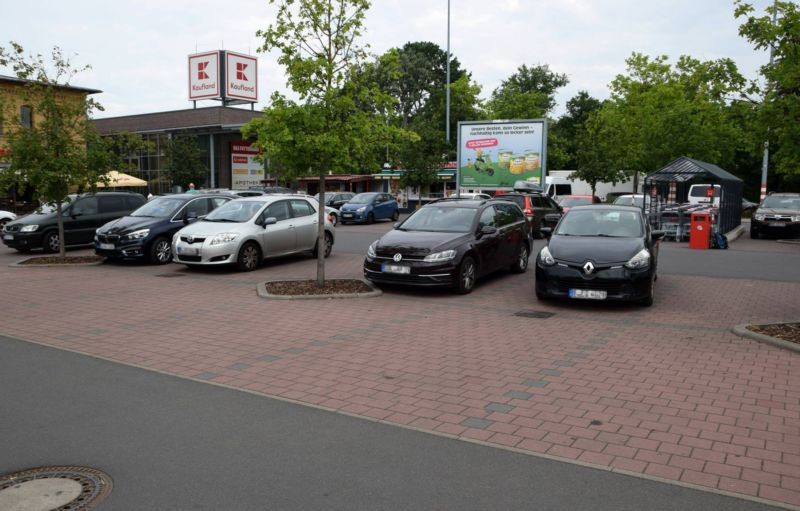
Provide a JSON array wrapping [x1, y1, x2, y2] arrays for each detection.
[[340, 192, 399, 224], [0, 210, 16, 230], [494, 188, 562, 238], [535, 205, 664, 306], [248, 185, 294, 194], [315, 191, 355, 210], [558, 195, 602, 212], [94, 193, 233, 264], [451, 192, 492, 200], [687, 184, 721, 207], [2, 192, 146, 253], [364, 198, 531, 294], [750, 192, 800, 239], [172, 195, 335, 271], [306, 197, 343, 226]]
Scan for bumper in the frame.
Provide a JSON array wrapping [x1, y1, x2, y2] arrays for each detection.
[[363, 257, 457, 287], [340, 211, 368, 223], [2, 231, 44, 250], [172, 239, 237, 266], [94, 238, 147, 259], [535, 261, 653, 302], [751, 221, 800, 238]]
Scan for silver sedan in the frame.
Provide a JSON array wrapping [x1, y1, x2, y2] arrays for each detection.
[[172, 195, 335, 271]]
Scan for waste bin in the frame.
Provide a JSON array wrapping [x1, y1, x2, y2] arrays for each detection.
[[689, 211, 711, 250]]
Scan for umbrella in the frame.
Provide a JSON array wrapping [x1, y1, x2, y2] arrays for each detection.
[[96, 171, 147, 188]]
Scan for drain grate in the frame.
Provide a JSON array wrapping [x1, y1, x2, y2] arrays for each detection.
[[514, 310, 555, 319], [156, 273, 186, 278], [0, 466, 112, 510]]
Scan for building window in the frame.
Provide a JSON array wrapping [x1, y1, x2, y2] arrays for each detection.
[[20, 105, 32, 129]]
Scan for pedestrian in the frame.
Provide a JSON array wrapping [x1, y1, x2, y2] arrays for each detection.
[[187, 183, 198, 194]]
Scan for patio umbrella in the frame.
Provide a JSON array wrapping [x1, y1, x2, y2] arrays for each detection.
[[96, 171, 147, 188]]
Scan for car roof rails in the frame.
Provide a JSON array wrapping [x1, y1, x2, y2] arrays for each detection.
[[512, 180, 544, 193]]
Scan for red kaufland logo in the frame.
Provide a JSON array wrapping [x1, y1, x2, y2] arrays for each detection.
[[236, 62, 248, 81], [197, 61, 209, 80]]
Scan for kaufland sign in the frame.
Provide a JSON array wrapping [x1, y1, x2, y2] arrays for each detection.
[[188, 51, 220, 100], [188, 50, 258, 103]]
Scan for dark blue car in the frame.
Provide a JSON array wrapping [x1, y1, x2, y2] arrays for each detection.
[[339, 192, 399, 224], [94, 194, 232, 264]]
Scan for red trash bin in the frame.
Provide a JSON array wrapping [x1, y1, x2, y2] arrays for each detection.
[[689, 211, 711, 249]]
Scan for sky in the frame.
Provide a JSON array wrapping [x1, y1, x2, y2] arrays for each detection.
[[0, 0, 775, 119]]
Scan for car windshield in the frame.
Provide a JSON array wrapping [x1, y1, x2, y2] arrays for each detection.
[[349, 193, 377, 204], [560, 197, 593, 207], [556, 209, 643, 237], [399, 206, 475, 233], [36, 195, 78, 214], [761, 196, 800, 209], [613, 196, 644, 208], [204, 200, 264, 222], [130, 197, 184, 218]]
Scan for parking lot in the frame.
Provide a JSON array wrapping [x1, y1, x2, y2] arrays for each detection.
[[1, 220, 799, 508]]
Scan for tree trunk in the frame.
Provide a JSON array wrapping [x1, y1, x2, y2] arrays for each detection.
[[316, 170, 326, 287], [56, 201, 65, 258]]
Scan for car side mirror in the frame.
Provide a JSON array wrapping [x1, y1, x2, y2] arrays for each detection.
[[264, 217, 278, 228], [540, 227, 553, 238], [479, 225, 497, 237], [185, 211, 198, 224], [652, 230, 665, 241]]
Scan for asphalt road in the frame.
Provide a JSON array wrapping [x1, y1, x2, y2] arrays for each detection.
[[0, 336, 781, 511]]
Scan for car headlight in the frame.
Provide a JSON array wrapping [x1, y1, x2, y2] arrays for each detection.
[[124, 229, 150, 240], [20, 225, 39, 232], [357, 207, 366, 213], [424, 249, 456, 262], [754, 213, 765, 221], [367, 241, 377, 259], [210, 233, 239, 245], [792, 215, 800, 222], [625, 248, 650, 270], [539, 246, 555, 266]]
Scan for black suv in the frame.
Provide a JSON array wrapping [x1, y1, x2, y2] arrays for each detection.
[[750, 192, 800, 239], [2, 192, 146, 253], [364, 197, 531, 294], [494, 183, 562, 238], [94, 193, 233, 264]]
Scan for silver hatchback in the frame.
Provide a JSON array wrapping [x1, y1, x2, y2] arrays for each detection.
[[172, 195, 335, 271]]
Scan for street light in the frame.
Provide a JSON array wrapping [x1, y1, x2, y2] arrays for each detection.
[[445, 0, 451, 144], [760, 0, 778, 201]]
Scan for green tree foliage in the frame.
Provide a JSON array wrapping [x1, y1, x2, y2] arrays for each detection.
[[486, 64, 568, 119], [245, 0, 415, 285], [0, 42, 116, 257], [163, 136, 207, 189], [550, 91, 603, 170], [736, 0, 800, 180]]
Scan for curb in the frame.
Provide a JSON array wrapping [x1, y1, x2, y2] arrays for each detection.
[[725, 224, 745, 242], [732, 321, 800, 353], [9, 257, 106, 268], [257, 278, 382, 300]]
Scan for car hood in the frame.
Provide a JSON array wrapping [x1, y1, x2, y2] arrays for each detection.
[[175, 220, 254, 237], [757, 208, 799, 216], [7, 211, 55, 226], [376, 229, 470, 257], [548, 236, 645, 265], [99, 216, 163, 234]]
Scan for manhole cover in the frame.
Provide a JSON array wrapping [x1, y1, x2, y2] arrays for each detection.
[[514, 310, 555, 319], [0, 466, 112, 510], [155, 273, 185, 278]]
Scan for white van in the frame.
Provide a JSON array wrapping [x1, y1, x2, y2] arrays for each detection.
[[544, 170, 638, 202], [687, 184, 721, 206]]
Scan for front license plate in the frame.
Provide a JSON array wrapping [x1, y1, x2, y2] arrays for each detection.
[[342, 213, 353, 218], [3, 234, 12, 240], [769, 222, 786, 227], [99, 243, 114, 250], [177, 246, 198, 256], [569, 289, 607, 300], [382, 263, 410, 274]]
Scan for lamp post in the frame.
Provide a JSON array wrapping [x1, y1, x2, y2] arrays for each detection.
[[445, 0, 451, 144], [759, 0, 778, 201]]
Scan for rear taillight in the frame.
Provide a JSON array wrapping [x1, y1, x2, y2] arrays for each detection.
[[327, 214, 333, 223], [524, 208, 534, 219]]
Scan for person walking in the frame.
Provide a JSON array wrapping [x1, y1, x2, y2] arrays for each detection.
[[187, 183, 198, 194]]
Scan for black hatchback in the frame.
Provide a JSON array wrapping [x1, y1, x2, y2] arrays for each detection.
[[364, 198, 531, 294], [94, 194, 232, 264]]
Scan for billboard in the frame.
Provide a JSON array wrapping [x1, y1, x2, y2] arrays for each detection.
[[231, 140, 264, 190], [225, 51, 258, 102], [188, 51, 221, 100], [457, 120, 547, 189]]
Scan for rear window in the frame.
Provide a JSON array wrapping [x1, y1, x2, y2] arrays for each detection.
[[496, 195, 525, 210], [689, 185, 720, 197]]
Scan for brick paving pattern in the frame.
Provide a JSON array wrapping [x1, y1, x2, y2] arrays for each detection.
[[1, 241, 799, 508]]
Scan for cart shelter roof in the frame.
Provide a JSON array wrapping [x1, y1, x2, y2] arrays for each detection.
[[645, 156, 742, 183]]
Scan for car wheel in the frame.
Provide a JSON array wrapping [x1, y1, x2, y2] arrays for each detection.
[[640, 276, 655, 307], [0, 218, 9, 230], [148, 237, 172, 264], [312, 232, 333, 258], [236, 242, 261, 272], [509, 243, 529, 274], [43, 231, 60, 253], [391, 209, 399, 221], [453, 255, 476, 294], [367, 212, 375, 225]]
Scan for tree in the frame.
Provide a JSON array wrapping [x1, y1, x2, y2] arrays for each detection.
[[0, 42, 115, 257], [573, 111, 631, 196], [486, 64, 568, 119], [245, 0, 415, 286], [550, 91, 603, 169], [163, 135, 207, 190], [735, 0, 800, 179]]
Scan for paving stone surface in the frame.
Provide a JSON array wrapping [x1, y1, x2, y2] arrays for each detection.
[[1, 239, 799, 508]]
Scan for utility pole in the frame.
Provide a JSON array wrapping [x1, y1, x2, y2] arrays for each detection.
[[445, 0, 451, 144], [760, 0, 778, 201]]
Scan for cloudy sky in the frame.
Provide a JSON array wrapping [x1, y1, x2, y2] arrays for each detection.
[[0, 0, 773, 119]]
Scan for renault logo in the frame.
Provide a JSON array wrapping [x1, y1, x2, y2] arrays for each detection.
[[582, 261, 595, 275]]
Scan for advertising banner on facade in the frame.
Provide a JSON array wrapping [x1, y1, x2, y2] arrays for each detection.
[[188, 51, 221, 100], [231, 140, 263, 189], [225, 51, 258, 102], [457, 120, 547, 189]]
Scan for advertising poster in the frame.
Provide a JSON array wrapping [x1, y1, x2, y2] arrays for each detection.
[[230, 140, 263, 189], [457, 120, 547, 189]]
